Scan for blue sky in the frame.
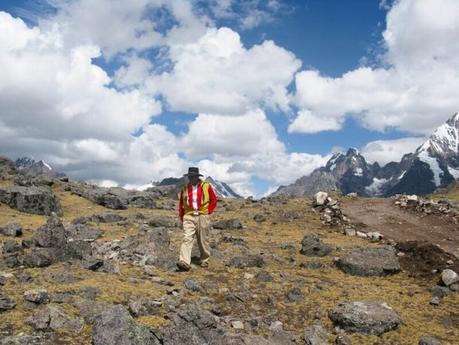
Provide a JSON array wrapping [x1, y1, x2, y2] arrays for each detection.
[[0, 0, 458, 196]]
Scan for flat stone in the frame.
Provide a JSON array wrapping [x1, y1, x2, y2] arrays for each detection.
[[328, 301, 402, 335], [336, 247, 400, 276]]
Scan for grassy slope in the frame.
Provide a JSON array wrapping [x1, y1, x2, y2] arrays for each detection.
[[0, 181, 457, 344]]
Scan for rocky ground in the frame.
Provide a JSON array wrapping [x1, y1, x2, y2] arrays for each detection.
[[0, 158, 458, 344]]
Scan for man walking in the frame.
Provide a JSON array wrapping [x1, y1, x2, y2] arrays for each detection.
[[177, 167, 218, 271]]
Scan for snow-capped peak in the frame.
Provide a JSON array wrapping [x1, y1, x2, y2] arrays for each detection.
[[39, 160, 52, 171], [419, 112, 459, 157]]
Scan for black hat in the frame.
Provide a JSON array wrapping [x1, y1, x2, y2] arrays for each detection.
[[184, 167, 203, 177]]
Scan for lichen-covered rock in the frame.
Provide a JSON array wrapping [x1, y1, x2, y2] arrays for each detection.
[[0, 223, 23, 237], [24, 289, 50, 304], [328, 301, 402, 335], [213, 218, 243, 230], [26, 305, 84, 333], [304, 323, 330, 345], [0, 186, 62, 216], [335, 247, 400, 276], [0, 292, 16, 312], [300, 234, 332, 257], [92, 304, 160, 345]]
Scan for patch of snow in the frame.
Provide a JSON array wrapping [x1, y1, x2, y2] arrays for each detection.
[[330, 163, 336, 171], [418, 151, 442, 186], [448, 167, 459, 179], [354, 167, 363, 176], [40, 160, 52, 170], [398, 171, 406, 180], [365, 177, 388, 195]]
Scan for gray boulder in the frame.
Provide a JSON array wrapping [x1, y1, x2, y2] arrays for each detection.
[[24, 289, 50, 304], [128, 298, 161, 317], [0, 223, 23, 237], [440, 269, 458, 286], [94, 213, 127, 223], [92, 304, 160, 345], [304, 324, 330, 345], [0, 186, 62, 216], [0, 292, 16, 311], [26, 305, 83, 333], [227, 254, 265, 268], [328, 301, 402, 335], [213, 218, 243, 230], [0, 334, 56, 345], [335, 247, 400, 276], [65, 223, 103, 241], [300, 234, 332, 257], [157, 304, 291, 345]]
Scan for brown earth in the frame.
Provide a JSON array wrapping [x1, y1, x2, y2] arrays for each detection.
[[341, 197, 459, 259]]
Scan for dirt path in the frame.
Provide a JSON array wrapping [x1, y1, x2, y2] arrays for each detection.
[[341, 197, 459, 258]]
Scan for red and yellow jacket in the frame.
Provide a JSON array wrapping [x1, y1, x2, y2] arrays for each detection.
[[178, 181, 218, 221]]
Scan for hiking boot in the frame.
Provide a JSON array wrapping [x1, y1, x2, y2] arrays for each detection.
[[199, 258, 209, 268], [176, 260, 191, 271]]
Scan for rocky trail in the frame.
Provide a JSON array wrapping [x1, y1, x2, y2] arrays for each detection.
[[341, 197, 459, 259], [0, 157, 458, 344]]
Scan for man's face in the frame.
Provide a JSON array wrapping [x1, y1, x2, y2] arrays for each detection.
[[189, 175, 199, 185]]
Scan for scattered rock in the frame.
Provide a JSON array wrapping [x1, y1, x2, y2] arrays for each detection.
[[231, 320, 244, 329], [335, 247, 400, 276], [253, 214, 267, 223], [24, 289, 50, 304], [430, 297, 440, 306], [440, 269, 458, 286], [0, 186, 62, 216], [0, 334, 56, 345], [366, 231, 383, 242], [419, 336, 442, 345], [94, 213, 127, 223], [26, 305, 84, 333], [226, 254, 265, 268], [213, 218, 243, 230], [285, 288, 303, 302], [300, 234, 332, 257], [335, 334, 352, 345], [255, 270, 274, 282], [0, 292, 16, 311], [184, 279, 204, 293], [300, 261, 324, 270], [304, 323, 329, 345], [431, 285, 450, 298], [328, 301, 402, 335], [344, 228, 356, 237], [0, 223, 23, 237], [92, 304, 159, 345], [128, 298, 161, 317], [313, 192, 329, 206]]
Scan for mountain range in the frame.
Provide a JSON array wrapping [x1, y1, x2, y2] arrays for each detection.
[[155, 175, 241, 199], [271, 112, 459, 197], [14, 157, 67, 179]]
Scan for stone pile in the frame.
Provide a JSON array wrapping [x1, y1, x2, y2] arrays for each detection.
[[394, 194, 459, 223], [312, 192, 351, 227]]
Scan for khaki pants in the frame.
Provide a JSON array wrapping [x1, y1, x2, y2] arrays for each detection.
[[179, 214, 211, 265]]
